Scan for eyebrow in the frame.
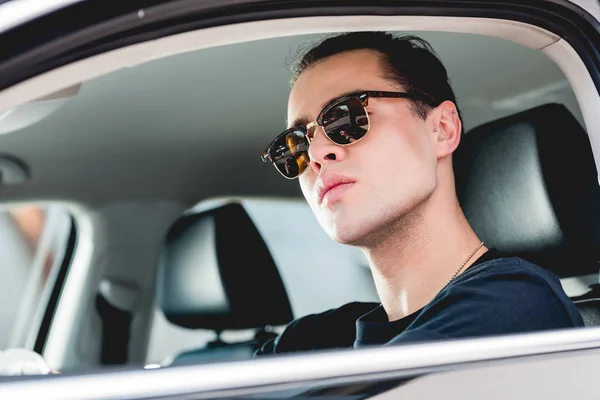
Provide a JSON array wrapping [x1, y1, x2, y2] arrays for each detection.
[[287, 89, 366, 129]]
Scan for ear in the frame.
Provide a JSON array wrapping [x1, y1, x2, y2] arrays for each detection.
[[432, 100, 462, 159]]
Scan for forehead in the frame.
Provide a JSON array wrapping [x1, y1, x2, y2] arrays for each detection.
[[287, 50, 396, 124]]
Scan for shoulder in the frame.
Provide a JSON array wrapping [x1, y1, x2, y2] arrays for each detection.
[[387, 256, 583, 346], [452, 255, 571, 303], [255, 302, 378, 356], [414, 256, 584, 335]]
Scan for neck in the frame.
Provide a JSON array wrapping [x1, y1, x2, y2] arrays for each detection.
[[360, 188, 487, 322]]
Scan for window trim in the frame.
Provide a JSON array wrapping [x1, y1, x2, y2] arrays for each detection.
[[3, 327, 600, 398], [0, 0, 597, 383], [0, 0, 599, 94], [33, 216, 77, 354]]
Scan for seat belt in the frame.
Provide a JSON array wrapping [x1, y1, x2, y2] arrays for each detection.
[[96, 280, 138, 365]]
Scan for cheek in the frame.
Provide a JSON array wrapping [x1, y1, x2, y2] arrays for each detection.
[[361, 119, 434, 183], [299, 173, 316, 203], [369, 122, 420, 159], [382, 114, 431, 158]]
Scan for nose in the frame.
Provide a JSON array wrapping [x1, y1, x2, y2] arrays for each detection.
[[307, 126, 346, 174]]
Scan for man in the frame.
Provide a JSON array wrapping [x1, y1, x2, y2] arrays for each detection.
[[258, 32, 583, 355]]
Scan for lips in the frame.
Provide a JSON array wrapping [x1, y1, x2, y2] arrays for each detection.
[[316, 174, 356, 205]]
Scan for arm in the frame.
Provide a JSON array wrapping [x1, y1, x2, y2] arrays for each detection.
[[255, 302, 379, 356]]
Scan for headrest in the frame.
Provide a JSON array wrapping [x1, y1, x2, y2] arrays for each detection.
[[158, 203, 294, 331], [455, 103, 600, 277]]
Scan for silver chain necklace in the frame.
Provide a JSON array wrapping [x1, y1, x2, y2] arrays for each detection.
[[446, 241, 485, 285]]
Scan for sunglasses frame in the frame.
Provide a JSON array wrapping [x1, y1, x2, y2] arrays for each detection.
[[261, 90, 436, 179]]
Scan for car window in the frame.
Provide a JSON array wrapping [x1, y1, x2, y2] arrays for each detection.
[[137, 31, 587, 366], [0, 25, 594, 375], [0, 205, 72, 349]]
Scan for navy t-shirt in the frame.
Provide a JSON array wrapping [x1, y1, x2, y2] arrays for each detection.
[[256, 249, 584, 356]]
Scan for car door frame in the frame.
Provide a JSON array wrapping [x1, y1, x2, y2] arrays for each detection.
[[0, 0, 599, 398]]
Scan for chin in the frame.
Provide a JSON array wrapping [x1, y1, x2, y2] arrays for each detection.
[[323, 202, 415, 247], [330, 230, 359, 245], [322, 216, 372, 246], [315, 200, 375, 245]]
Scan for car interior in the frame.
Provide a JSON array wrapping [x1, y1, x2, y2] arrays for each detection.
[[0, 13, 600, 374]]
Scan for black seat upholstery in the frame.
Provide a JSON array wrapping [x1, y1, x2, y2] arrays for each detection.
[[573, 294, 600, 326], [455, 103, 600, 325], [158, 202, 294, 365]]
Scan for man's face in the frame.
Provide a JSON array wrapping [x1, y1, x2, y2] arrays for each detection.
[[288, 50, 441, 246]]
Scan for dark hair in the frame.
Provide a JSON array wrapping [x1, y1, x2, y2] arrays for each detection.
[[291, 32, 462, 127]]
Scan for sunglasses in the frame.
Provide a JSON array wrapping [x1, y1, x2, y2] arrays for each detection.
[[261, 91, 436, 179]]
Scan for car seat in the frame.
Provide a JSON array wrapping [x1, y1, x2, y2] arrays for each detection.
[[157, 203, 294, 365], [455, 103, 600, 325]]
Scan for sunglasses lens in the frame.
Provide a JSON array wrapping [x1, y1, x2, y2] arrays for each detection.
[[322, 97, 369, 144], [269, 129, 310, 178]]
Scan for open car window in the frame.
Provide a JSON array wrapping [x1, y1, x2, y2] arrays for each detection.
[[0, 0, 599, 398], [1, 30, 594, 365], [131, 31, 589, 366]]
